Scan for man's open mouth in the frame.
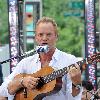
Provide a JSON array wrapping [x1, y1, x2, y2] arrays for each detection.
[[41, 43, 48, 45]]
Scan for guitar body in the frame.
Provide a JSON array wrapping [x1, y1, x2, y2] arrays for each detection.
[[14, 66, 62, 100]]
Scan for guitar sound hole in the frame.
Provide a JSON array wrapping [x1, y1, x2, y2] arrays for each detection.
[[36, 77, 45, 89]]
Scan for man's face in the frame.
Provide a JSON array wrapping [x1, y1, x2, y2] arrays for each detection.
[[35, 22, 58, 49]]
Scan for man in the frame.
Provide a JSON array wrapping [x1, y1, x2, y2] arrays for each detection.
[[0, 17, 82, 100]]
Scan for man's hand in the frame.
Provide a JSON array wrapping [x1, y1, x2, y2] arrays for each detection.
[[68, 64, 82, 96], [8, 76, 39, 95], [22, 76, 39, 90], [68, 64, 82, 85]]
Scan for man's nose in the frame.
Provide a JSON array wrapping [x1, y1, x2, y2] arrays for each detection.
[[42, 35, 48, 40]]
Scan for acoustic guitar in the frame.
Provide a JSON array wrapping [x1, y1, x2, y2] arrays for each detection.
[[14, 53, 100, 100]]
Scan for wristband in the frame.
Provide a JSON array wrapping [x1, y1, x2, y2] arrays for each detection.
[[72, 83, 82, 90]]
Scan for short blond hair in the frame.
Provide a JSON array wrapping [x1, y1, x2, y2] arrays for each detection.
[[36, 17, 58, 36]]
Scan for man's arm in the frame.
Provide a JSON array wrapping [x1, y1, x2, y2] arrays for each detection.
[[68, 64, 82, 97], [0, 96, 7, 100], [72, 84, 82, 96], [7, 77, 23, 95], [8, 75, 39, 95]]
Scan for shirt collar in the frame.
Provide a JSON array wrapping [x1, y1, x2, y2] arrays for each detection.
[[52, 48, 60, 61], [34, 48, 60, 63], [33, 53, 40, 63]]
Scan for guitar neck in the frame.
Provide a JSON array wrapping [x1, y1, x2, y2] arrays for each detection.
[[42, 52, 100, 84], [43, 59, 86, 84]]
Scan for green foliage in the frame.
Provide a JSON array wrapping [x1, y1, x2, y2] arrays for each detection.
[[57, 27, 84, 57], [0, 0, 8, 44]]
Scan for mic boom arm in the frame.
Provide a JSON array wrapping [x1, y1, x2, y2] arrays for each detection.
[[0, 49, 35, 64], [0, 45, 49, 64]]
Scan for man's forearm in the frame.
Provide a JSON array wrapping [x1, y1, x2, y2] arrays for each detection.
[[72, 86, 81, 97], [0, 96, 7, 100], [8, 78, 22, 95]]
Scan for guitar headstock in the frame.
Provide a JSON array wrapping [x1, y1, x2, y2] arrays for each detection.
[[86, 52, 100, 64]]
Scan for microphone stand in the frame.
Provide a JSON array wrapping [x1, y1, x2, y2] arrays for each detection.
[[0, 49, 36, 65], [0, 45, 49, 64]]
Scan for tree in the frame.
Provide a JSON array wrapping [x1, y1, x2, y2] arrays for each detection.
[[0, 0, 8, 44]]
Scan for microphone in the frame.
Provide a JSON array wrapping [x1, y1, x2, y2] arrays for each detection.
[[35, 45, 49, 53], [0, 45, 49, 64], [24, 45, 49, 55]]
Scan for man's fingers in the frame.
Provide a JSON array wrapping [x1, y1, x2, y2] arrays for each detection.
[[74, 63, 80, 70]]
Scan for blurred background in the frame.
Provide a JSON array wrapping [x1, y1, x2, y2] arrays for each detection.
[[0, 0, 99, 89]]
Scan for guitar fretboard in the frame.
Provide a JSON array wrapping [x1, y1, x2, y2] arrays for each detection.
[[43, 59, 85, 84]]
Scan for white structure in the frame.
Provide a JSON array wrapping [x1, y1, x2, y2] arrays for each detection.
[[0, 44, 10, 80]]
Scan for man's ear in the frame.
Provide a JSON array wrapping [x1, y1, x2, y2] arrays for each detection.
[[56, 33, 59, 41]]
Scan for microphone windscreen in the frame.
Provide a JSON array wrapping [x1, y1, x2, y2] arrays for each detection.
[[35, 45, 49, 53]]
